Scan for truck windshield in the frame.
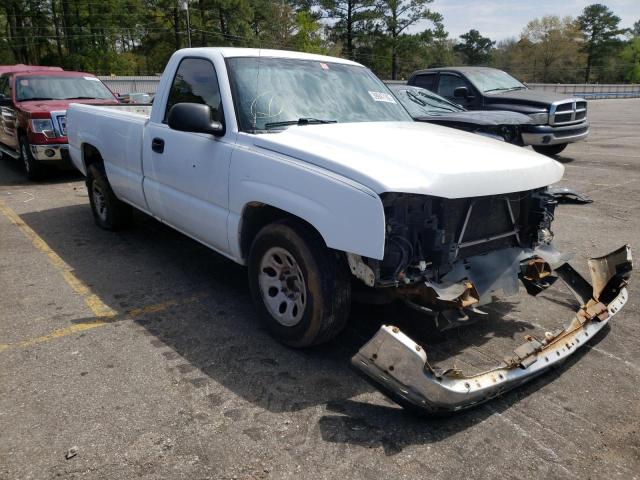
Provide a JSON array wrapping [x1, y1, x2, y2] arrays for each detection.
[[390, 85, 465, 116], [226, 57, 411, 132], [465, 70, 526, 93], [16, 75, 115, 101]]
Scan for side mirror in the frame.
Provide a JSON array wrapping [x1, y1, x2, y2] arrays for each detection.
[[453, 86, 469, 98], [168, 102, 224, 136], [0, 95, 12, 106]]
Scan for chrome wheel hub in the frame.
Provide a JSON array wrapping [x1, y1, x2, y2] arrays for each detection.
[[92, 183, 108, 222], [258, 247, 307, 326]]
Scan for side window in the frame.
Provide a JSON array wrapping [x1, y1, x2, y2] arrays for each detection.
[[164, 58, 222, 123], [0, 76, 9, 97], [437, 74, 467, 98], [412, 74, 436, 91]]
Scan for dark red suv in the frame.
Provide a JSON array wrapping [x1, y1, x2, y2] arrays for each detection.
[[0, 68, 119, 179]]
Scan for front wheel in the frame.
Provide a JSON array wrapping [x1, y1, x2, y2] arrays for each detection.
[[19, 136, 46, 180], [248, 220, 351, 348], [532, 143, 568, 156]]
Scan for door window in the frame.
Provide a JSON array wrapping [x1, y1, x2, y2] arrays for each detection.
[[412, 74, 436, 91], [164, 58, 222, 123], [437, 74, 467, 98], [0, 76, 9, 97]]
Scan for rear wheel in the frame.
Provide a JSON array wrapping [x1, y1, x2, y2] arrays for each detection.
[[86, 164, 132, 230], [532, 143, 568, 156], [248, 220, 351, 348], [19, 136, 46, 180]]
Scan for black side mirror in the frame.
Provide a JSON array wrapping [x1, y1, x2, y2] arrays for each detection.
[[453, 86, 469, 98], [168, 102, 224, 136], [0, 95, 12, 106]]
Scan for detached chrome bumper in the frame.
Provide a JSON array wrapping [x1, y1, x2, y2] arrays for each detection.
[[352, 246, 632, 414], [521, 122, 589, 146]]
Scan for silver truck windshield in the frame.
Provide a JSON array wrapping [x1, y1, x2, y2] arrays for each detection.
[[16, 75, 115, 101], [465, 70, 526, 93], [226, 57, 411, 132]]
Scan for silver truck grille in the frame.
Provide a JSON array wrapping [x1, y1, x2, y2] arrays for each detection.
[[549, 100, 587, 126]]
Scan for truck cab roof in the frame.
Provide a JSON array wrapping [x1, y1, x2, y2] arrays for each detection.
[[175, 47, 362, 67], [13, 70, 98, 78], [0, 65, 63, 75]]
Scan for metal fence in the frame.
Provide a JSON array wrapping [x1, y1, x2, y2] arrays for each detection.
[[98, 76, 161, 94], [523, 83, 640, 99], [99, 76, 640, 100]]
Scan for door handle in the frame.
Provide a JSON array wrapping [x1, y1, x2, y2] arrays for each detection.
[[151, 137, 164, 153]]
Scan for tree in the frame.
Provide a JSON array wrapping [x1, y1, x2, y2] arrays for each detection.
[[577, 4, 627, 82], [290, 10, 326, 53], [454, 29, 494, 65], [425, 23, 456, 67], [519, 16, 584, 82], [632, 20, 640, 37], [375, 0, 442, 79], [322, 0, 376, 59]]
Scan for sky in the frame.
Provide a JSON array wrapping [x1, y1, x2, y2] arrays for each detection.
[[422, 0, 640, 41]]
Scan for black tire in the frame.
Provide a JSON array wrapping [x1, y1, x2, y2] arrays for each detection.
[[86, 163, 133, 230], [19, 136, 46, 180], [532, 143, 568, 156], [248, 219, 351, 348]]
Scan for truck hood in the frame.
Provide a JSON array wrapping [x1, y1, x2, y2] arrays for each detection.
[[484, 89, 580, 109], [17, 98, 118, 114], [252, 121, 564, 199], [415, 110, 532, 126]]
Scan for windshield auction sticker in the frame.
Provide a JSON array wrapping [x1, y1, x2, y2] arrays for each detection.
[[368, 91, 396, 103]]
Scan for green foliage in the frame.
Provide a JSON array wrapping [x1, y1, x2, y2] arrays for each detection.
[[620, 37, 640, 82], [515, 16, 585, 82], [577, 3, 627, 82], [454, 29, 495, 65], [322, 0, 376, 59], [0, 0, 637, 83], [375, 0, 442, 79]]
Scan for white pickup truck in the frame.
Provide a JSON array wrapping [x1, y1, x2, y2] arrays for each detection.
[[67, 48, 632, 414]]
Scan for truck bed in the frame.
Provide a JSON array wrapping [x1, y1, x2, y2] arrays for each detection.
[[67, 103, 151, 209], [70, 103, 153, 118]]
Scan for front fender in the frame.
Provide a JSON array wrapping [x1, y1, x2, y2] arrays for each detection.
[[228, 146, 386, 261]]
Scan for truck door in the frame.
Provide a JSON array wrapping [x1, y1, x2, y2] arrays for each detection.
[[436, 73, 480, 110], [142, 57, 233, 255]]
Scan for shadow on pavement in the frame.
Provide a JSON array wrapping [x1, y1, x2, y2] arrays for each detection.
[[16, 201, 593, 448], [0, 156, 83, 187]]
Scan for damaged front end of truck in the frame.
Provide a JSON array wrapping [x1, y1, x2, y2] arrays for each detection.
[[349, 189, 632, 413]]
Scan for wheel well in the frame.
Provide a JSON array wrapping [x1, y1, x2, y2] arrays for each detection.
[[239, 203, 327, 260], [82, 144, 104, 172]]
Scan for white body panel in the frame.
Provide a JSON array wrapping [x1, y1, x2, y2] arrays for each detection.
[[67, 47, 565, 264], [252, 121, 564, 198]]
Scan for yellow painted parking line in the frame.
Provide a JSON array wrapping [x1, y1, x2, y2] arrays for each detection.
[[0, 292, 207, 352], [0, 198, 116, 318]]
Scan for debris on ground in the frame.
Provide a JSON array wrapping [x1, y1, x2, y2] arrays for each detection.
[[65, 446, 78, 460], [548, 186, 593, 204]]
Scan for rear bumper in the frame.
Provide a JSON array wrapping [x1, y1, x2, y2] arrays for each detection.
[[30, 143, 70, 162], [521, 122, 589, 146], [352, 245, 632, 414]]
